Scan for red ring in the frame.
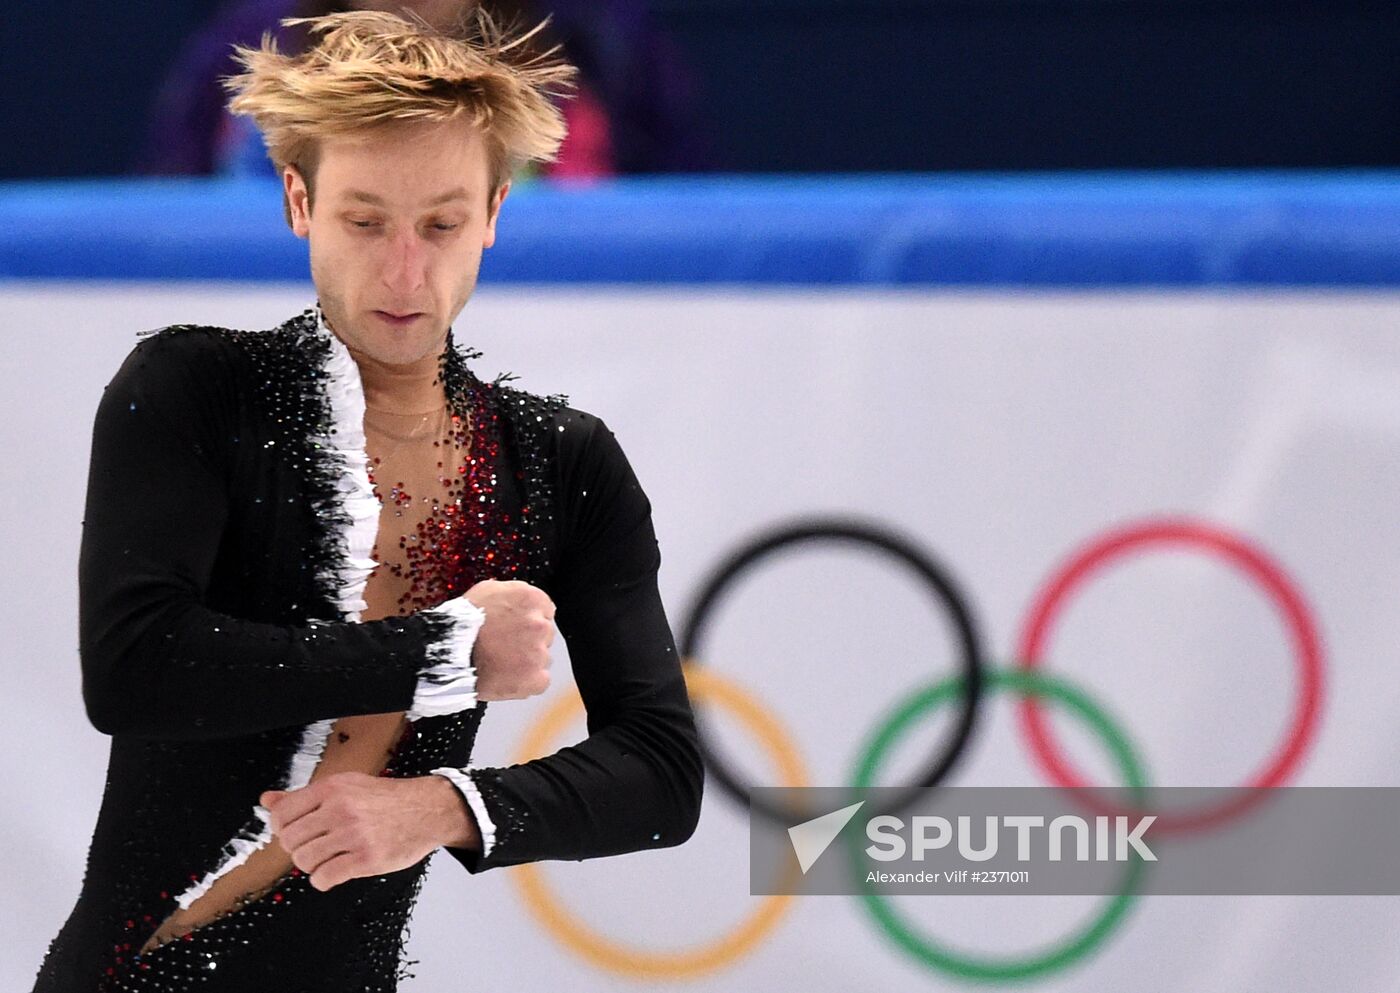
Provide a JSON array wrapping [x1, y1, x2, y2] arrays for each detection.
[[1015, 517, 1325, 833]]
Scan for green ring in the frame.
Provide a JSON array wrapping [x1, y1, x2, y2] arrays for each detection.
[[846, 668, 1150, 983]]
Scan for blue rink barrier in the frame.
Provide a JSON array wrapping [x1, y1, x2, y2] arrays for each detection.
[[1, 173, 1399, 286]]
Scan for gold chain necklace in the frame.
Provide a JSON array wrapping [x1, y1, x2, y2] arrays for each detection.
[[365, 404, 448, 483]]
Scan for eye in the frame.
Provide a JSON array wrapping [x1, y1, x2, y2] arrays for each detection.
[[430, 222, 460, 232], [349, 219, 381, 229]]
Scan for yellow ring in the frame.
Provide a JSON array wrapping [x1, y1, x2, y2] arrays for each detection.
[[508, 660, 809, 979]]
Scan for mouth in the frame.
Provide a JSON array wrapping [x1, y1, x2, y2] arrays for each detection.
[[372, 310, 426, 326]]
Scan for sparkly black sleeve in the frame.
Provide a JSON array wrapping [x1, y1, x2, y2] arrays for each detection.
[[440, 412, 704, 870], [78, 332, 466, 741]]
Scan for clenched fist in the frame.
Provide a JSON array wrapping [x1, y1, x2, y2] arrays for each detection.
[[462, 579, 555, 700]]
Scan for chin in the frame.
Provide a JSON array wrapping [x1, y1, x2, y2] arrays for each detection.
[[363, 317, 446, 358]]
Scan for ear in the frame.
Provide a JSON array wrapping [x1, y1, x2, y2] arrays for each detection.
[[483, 181, 510, 249], [285, 165, 312, 238]]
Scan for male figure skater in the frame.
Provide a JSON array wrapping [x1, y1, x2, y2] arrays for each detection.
[[31, 11, 702, 991]]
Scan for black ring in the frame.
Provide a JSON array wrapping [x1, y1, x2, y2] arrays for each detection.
[[678, 516, 988, 826]]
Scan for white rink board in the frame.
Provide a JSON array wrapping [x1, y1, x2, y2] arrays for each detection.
[[5, 282, 1399, 993]]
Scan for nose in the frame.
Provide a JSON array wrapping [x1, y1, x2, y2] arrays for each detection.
[[381, 227, 427, 299]]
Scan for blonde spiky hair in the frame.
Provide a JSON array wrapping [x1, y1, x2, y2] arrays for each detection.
[[223, 8, 577, 225]]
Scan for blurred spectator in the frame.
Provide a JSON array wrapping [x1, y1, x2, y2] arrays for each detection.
[[134, 0, 711, 179]]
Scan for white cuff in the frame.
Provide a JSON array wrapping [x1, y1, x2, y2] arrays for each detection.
[[431, 767, 497, 859], [408, 597, 486, 720]]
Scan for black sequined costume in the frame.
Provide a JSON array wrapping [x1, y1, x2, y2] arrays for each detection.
[[30, 309, 703, 992]]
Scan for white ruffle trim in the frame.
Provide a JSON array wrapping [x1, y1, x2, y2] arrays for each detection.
[[408, 596, 485, 720], [172, 308, 378, 911], [430, 766, 498, 859], [315, 308, 380, 623], [175, 718, 336, 910]]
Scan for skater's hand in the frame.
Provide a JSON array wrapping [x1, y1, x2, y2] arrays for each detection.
[[462, 579, 555, 701], [260, 772, 478, 891]]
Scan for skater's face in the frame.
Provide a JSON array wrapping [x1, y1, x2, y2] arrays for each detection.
[[284, 117, 508, 367]]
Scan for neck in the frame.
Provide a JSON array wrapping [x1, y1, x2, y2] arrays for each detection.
[[350, 344, 446, 414]]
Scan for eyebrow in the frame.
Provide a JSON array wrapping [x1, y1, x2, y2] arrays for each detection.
[[343, 187, 472, 207]]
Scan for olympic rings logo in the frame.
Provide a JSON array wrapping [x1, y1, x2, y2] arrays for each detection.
[[506, 514, 1326, 983]]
